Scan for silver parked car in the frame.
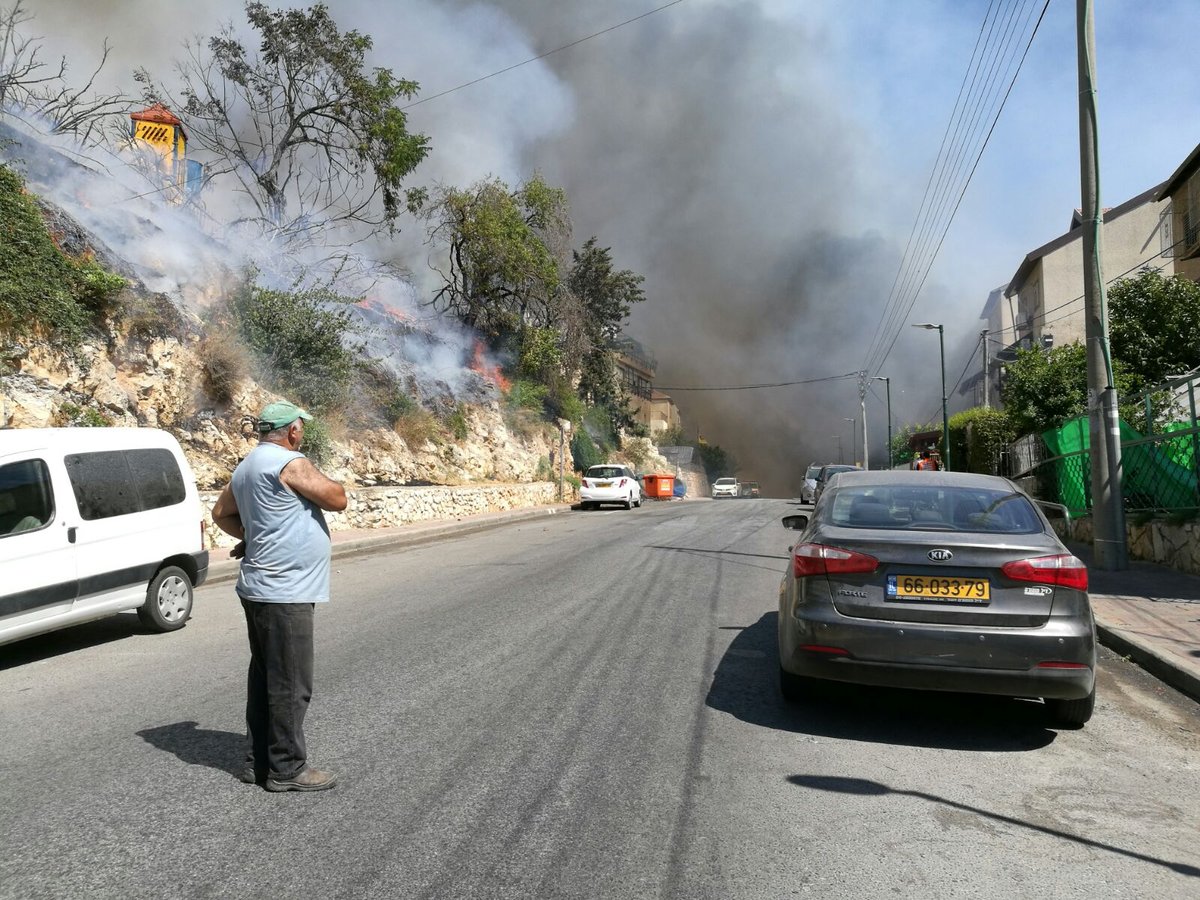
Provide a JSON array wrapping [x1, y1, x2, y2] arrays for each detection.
[[801, 463, 822, 504], [778, 470, 1096, 727]]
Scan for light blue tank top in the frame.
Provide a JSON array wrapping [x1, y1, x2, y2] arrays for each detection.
[[232, 443, 331, 603]]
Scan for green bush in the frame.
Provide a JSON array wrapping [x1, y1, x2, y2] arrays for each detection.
[[56, 402, 111, 427], [445, 404, 469, 440], [571, 429, 604, 472], [225, 278, 361, 413], [0, 164, 122, 347], [506, 378, 549, 414], [947, 407, 1016, 475], [301, 417, 334, 465]]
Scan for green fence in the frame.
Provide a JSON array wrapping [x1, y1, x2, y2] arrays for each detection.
[[1026, 381, 1200, 516]]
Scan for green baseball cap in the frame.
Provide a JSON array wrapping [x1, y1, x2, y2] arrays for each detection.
[[256, 401, 312, 432]]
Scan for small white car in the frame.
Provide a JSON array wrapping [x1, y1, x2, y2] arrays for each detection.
[[580, 464, 642, 510], [711, 477, 739, 499]]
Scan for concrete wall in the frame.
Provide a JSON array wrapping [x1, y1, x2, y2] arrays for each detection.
[[201, 482, 564, 550], [1053, 515, 1200, 577]]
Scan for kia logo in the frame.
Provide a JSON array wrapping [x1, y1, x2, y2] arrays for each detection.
[[928, 549, 954, 562]]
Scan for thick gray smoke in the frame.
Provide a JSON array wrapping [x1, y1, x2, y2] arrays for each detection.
[[19, 0, 977, 492]]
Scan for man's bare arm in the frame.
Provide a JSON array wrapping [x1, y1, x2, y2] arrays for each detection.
[[211, 484, 245, 539], [280, 457, 348, 512]]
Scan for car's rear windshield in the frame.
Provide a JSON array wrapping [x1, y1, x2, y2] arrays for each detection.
[[587, 467, 625, 479], [826, 485, 1044, 534], [805, 466, 821, 480]]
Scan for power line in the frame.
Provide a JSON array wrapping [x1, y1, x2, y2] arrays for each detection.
[[654, 371, 858, 392], [864, 0, 1051, 377], [401, 0, 688, 111]]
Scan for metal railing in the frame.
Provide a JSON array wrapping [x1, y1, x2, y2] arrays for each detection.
[[1023, 373, 1200, 516]]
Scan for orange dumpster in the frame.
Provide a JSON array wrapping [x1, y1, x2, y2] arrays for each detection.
[[642, 473, 675, 499]]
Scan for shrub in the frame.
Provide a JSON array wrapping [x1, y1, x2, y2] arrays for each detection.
[[56, 402, 111, 427], [225, 278, 361, 413], [395, 406, 439, 450], [301, 417, 334, 466], [947, 407, 1016, 475], [571, 429, 604, 472], [198, 330, 247, 404], [444, 404, 470, 441], [0, 165, 90, 346], [506, 378, 549, 414], [535, 456, 554, 480]]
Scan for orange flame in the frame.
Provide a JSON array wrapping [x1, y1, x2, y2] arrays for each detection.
[[469, 339, 511, 391]]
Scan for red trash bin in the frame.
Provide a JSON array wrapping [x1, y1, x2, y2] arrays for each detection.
[[642, 473, 675, 499]]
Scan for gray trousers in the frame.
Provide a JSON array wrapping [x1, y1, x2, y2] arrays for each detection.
[[240, 598, 315, 780]]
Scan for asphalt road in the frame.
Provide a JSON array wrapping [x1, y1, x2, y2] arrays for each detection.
[[2, 499, 1199, 899]]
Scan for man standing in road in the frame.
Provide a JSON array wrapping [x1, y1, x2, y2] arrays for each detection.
[[212, 401, 348, 792]]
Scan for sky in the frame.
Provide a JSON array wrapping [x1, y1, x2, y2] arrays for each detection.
[[18, 0, 1200, 493]]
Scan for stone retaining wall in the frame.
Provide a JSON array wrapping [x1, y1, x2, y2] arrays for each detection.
[[1053, 515, 1200, 576], [201, 482, 564, 550]]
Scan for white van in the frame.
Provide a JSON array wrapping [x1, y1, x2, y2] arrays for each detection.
[[0, 428, 209, 648]]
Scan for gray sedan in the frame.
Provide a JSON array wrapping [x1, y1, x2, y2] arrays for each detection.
[[778, 470, 1096, 727]]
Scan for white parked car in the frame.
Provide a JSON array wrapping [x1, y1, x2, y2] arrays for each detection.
[[0, 427, 209, 648], [711, 477, 739, 499], [580, 464, 642, 510]]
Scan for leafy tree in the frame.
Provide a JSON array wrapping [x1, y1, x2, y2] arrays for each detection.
[[568, 237, 646, 406], [138, 2, 429, 239], [1001, 342, 1142, 436], [416, 173, 570, 345], [1109, 267, 1200, 387], [696, 440, 737, 482]]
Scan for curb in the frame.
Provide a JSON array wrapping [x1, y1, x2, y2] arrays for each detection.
[[1095, 620, 1200, 704], [202, 504, 572, 587]]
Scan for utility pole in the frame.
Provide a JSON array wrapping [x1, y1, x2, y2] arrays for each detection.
[[835, 434, 843, 465], [981, 329, 991, 408], [1077, 0, 1127, 570], [858, 371, 870, 469]]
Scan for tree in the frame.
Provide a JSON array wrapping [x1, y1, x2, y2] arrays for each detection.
[[416, 173, 571, 347], [696, 440, 737, 482], [1109, 267, 1200, 387], [139, 2, 429, 240], [0, 1, 128, 145], [1000, 342, 1143, 436], [568, 236, 646, 407]]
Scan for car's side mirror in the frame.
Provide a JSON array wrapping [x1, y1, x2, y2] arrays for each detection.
[[781, 514, 808, 531]]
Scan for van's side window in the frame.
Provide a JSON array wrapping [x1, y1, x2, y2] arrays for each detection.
[[65, 449, 185, 520], [125, 449, 186, 510], [0, 459, 55, 537]]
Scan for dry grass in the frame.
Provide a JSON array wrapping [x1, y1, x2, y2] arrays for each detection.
[[394, 407, 440, 450], [198, 330, 247, 404]]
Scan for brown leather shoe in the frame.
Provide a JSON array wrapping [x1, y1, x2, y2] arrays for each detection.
[[265, 766, 338, 792]]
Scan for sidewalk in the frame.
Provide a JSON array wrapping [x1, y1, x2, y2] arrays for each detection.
[[1070, 542, 1200, 702]]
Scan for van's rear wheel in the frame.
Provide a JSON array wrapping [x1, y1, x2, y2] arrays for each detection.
[[138, 566, 193, 632]]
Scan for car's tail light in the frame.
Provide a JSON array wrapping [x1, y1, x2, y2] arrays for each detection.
[[1035, 660, 1090, 669], [797, 644, 850, 656], [792, 543, 879, 578], [618, 478, 627, 487], [1001, 554, 1088, 590]]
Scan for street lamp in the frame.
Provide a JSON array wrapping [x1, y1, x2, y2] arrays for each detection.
[[912, 323, 950, 471], [843, 417, 857, 467]]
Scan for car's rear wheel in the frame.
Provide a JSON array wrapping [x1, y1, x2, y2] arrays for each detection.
[[1045, 687, 1095, 728], [779, 666, 816, 704], [138, 565, 193, 632], [624, 493, 633, 510]]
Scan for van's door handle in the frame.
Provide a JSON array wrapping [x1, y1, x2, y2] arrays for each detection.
[[67, 526, 77, 544]]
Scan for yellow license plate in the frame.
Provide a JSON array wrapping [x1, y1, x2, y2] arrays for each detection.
[[596, 481, 611, 487], [887, 575, 990, 602]]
